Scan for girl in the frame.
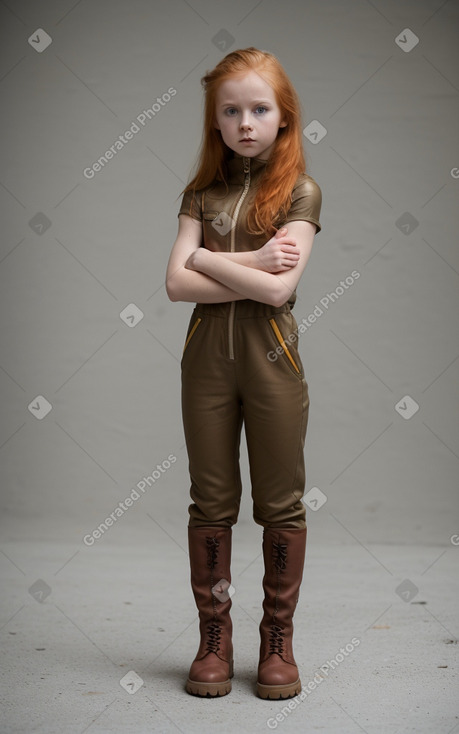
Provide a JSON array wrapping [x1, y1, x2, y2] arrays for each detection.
[[166, 47, 322, 700]]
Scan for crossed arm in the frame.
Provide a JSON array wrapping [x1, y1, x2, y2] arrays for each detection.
[[165, 214, 317, 307]]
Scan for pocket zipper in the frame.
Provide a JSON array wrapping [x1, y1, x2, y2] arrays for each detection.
[[183, 317, 202, 354], [269, 318, 300, 373]]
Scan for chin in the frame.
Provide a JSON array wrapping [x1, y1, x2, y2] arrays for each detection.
[[236, 147, 260, 157]]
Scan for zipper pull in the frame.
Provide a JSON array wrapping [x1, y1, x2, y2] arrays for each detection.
[[243, 157, 250, 174]]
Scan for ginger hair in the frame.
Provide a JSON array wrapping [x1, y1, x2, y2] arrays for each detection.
[[181, 47, 306, 236]]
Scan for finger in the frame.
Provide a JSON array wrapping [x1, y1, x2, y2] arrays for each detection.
[[279, 245, 300, 255], [277, 238, 298, 248], [274, 227, 288, 238], [279, 242, 299, 250], [283, 257, 299, 265]]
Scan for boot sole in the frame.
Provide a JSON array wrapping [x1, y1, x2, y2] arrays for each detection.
[[256, 677, 302, 700], [185, 660, 234, 697], [185, 677, 232, 697]]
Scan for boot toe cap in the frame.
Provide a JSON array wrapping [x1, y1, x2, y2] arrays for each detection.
[[258, 654, 299, 686], [189, 653, 231, 683]]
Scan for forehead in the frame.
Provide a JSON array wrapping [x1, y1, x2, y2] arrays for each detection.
[[216, 70, 276, 103]]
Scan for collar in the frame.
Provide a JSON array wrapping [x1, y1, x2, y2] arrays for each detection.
[[226, 152, 268, 185]]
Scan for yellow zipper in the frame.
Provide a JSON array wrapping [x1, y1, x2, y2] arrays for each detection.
[[269, 318, 300, 373], [183, 316, 201, 354], [228, 157, 251, 360]]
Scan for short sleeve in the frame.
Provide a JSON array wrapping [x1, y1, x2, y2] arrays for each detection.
[[283, 175, 322, 234], [177, 188, 202, 221]]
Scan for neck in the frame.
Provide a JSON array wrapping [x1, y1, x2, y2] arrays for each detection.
[[232, 151, 269, 163]]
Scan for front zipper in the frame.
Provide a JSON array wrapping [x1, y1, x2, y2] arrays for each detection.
[[228, 157, 251, 360]]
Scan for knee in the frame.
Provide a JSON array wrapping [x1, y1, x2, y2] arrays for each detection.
[[253, 499, 306, 528], [188, 502, 239, 528]]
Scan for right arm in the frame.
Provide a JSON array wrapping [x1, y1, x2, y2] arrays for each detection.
[[165, 214, 248, 303]]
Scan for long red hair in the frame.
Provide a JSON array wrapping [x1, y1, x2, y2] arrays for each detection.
[[181, 47, 306, 236]]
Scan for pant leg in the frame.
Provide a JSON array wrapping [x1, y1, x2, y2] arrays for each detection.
[[181, 311, 243, 527], [236, 310, 309, 528]]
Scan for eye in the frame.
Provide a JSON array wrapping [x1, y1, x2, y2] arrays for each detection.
[[225, 107, 238, 116], [255, 105, 268, 114]]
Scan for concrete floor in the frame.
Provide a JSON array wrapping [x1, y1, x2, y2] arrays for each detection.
[[1, 521, 457, 734]]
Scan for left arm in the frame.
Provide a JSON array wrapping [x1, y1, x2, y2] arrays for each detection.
[[185, 221, 317, 307]]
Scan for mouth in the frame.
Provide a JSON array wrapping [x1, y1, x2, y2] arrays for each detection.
[[240, 138, 255, 142]]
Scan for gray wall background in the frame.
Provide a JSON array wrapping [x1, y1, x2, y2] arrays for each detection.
[[1, 1, 458, 578], [1, 2, 458, 732]]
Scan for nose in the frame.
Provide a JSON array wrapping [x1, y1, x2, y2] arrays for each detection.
[[239, 112, 253, 131]]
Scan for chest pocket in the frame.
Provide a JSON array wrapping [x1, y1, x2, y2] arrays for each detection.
[[202, 211, 220, 222]]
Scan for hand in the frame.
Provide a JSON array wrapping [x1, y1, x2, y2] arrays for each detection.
[[254, 227, 300, 272]]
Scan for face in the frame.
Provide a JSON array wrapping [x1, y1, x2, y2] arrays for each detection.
[[214, 70, 287, 160]]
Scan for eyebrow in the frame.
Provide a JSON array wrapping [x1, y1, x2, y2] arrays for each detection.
[[219, 99, 272, 107]]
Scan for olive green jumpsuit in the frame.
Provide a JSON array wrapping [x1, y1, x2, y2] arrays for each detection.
[[178, 153, 322, 530]]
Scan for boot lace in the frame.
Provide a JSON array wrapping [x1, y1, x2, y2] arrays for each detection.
[[269, 623, 285, 655], [205, 621, 222, 654], [206, 535, 221, 618], [206, 536, 220, 570], [269, 538, 288, 655], [273, 540, 287, 573]]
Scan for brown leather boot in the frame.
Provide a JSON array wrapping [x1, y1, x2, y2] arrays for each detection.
[[185, 526, 234, 697], [257, 527, 307, 699]]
